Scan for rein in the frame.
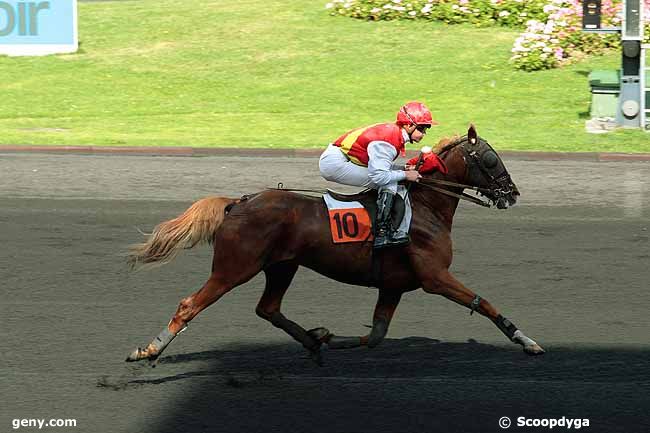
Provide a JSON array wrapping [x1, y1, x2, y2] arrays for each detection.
[[415, 181, 491, 208], [419, 177, 491, 194], [270, 180, 491, 208]]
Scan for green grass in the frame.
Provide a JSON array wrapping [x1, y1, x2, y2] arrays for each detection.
[[0, 0, 648, 152]]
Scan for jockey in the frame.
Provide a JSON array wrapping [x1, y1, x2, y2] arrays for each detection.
[[319, 101, 439, 249]]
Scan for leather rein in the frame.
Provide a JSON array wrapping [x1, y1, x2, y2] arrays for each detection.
[[416, 179, 491, 208]]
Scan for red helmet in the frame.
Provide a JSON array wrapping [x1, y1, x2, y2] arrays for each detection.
[[396, 101, 438, 126]]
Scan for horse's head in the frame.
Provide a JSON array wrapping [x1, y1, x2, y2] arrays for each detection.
[[436, 125, 519, 209]]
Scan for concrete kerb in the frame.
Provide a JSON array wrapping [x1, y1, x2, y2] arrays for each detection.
[[1, 145, 650, 162]]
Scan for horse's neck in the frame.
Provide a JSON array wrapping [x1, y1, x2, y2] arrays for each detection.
[[415, 178, 460, 229], [414, 148, 467, 228]]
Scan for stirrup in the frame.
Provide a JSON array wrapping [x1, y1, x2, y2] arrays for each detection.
[[373, 227, 409, 249], [374, 233, 410, 249]]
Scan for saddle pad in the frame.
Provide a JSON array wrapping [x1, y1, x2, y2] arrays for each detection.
[[322, 195, 373, 244]]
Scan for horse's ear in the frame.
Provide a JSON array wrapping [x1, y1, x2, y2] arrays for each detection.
[[468, 124, 478, 146]]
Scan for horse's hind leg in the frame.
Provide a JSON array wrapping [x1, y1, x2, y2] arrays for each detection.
[[126, 274, 237, 362], [320, 289, 403, 350], [255, 262, 325, 365]]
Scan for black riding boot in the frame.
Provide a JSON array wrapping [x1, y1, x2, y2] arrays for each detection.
[[373, 191, 409, 249]]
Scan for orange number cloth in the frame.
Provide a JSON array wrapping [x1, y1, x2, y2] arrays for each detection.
[[328, 208, 373, 243]]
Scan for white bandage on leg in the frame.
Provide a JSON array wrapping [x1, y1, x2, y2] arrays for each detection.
[[513, 330, 537, 347]]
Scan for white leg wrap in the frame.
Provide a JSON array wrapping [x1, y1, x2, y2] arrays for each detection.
[[151, 325, 186, 352], [513, 330, 537, 347]]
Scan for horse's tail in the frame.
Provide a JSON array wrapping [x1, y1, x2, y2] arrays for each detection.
[[128, 196, 239, 269]]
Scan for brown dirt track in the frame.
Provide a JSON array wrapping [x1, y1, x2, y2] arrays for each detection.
[[1, 153, 649, 433]]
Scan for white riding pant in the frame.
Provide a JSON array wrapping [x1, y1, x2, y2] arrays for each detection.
[[318, 144, 398, 194]]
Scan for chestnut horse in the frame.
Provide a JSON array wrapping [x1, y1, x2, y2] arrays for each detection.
[[126, 125, 544, 365]]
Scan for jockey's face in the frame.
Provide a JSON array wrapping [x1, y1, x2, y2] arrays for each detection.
[[405, 124, 430, 143]]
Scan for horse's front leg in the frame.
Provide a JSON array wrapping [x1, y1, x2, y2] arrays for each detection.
[[313, 289, 403, 350], [421, 270, 544, 355]]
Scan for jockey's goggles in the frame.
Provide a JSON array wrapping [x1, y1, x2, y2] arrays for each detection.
[[416, 124, 431, 134]]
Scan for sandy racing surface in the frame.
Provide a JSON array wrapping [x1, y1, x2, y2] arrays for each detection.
[[1, 153, 649, 433]]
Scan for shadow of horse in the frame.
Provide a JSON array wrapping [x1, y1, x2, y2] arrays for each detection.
[[138, 338, 521, 383], [126, 337, 645, 385], [106, 338, 650, 433]]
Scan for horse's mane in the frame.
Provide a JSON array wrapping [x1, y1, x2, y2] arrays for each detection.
[[434, 135, 464, 155]]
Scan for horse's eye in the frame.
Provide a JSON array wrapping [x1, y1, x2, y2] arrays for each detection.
[[482, 151, 498, 168]]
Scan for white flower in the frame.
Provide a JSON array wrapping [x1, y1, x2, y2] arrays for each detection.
[[499, 11, 510, 17], [408, 11, 417, 16], [325, 2, 334, 9], [544, 20, 555, 34]]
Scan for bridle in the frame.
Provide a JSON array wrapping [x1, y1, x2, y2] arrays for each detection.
[[416, 136, 512, 208]]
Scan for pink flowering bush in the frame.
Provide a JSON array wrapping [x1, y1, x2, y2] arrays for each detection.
[[511, 0, 623, 71], [326, 0, 650, 71], [325, 0, 549, 27]]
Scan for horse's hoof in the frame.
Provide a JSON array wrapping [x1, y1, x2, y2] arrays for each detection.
[[125, 348, 145, 362], [523, 344, 545, 355], [125, 347, 157, 362], [307, 327, 331, 343]]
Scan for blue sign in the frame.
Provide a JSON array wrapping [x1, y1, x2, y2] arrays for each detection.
[[0, 0, 77, 55]]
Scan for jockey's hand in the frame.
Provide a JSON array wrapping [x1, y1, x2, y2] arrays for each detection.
[[405, 163, 416, 171], [405, 169, 422, 183]]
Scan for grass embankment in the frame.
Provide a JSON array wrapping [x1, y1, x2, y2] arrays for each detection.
[[0, 0, 647, 152]]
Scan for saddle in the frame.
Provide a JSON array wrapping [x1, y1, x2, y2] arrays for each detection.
[[326, 188, 406, 230]]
